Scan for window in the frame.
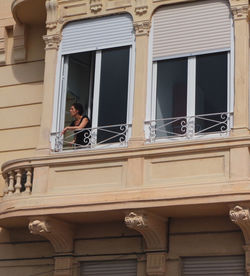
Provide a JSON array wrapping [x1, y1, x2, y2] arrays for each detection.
[[80, 260, 137, 276], [146, 0, 233, 142], [182, 256, 245, 275], [52, 15, 135, 151]]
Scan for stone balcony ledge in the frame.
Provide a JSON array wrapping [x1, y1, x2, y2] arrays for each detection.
[[12, 0, 46, 25]]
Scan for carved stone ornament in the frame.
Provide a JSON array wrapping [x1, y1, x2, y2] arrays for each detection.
[[29, 219, 51, 234], [135, 6, 148, 15], [43, 33, 61, 50], [135, 0, 148, 15], [29, 217, 74, 253], [133, 20, 151, 36], [230, 205, 250, 244], [90, 0, 102, 13], [125, 211, 167, 250], [46, 0, 58, 30], [230, 4, 248, 20]]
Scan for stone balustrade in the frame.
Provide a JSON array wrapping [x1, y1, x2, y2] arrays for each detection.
[[3, 168, 33, 196]]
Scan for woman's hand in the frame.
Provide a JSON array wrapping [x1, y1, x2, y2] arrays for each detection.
[[61, 127, 68, 135]]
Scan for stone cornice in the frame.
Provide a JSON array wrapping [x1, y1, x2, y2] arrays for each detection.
[[230, 205, 250, 244], [29, 217, 74, 253], [125, 211, 167, 250]]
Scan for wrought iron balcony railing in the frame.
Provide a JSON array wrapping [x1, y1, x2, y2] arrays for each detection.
[[145, 112, 233, 143], [53, 123, 132, 151]]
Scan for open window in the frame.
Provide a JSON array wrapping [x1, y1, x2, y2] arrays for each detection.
[[52, 14, 135, 151], [146, 0, 233, 142]]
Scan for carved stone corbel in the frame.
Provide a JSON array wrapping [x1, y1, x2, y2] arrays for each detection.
[[230, 205, 250, 244], [0, 27, 7, 65], [133, 20, 151, 36], [125, 211, 167, 276], [46, 0, 58, 30], [43, 33, 61, 50], [230, 205, 250, 274], [125, 211, 166, 249], [28, 217, 74, 253], [13, 24, 26, 62]]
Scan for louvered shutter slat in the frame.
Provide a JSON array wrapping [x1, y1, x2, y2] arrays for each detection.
[[182, 256, 245, 276], [80, 260, 137, 276], [153, 0, 232, 59], [61, 15, 134, 55]]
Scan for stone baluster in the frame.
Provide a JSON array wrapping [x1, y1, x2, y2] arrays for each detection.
[[24, 168, 32, 194], [14, 169, 22, 194], [7, 171, 15, 195], [3, 174, 9, 196]]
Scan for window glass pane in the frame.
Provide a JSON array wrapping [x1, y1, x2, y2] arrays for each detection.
[[195, 52, 228, 133], [64, 52, 94, 148], [64, 52, 94, 127], [97, 46, 130, 143], [156, 58, 187, 137]]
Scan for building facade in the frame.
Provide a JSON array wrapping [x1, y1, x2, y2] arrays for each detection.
[[0, 0, 250, 275]]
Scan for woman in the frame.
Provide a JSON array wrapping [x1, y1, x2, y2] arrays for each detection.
[[61, 103, 91, 147]]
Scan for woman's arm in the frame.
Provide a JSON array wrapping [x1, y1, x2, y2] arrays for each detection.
[[61, 118, 89, 135]]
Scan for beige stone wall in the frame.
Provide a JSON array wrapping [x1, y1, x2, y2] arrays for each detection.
[[0, 0, 45, 193], [0, 228, 54, 276]]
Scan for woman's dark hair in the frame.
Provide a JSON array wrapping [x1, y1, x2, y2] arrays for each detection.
[[72, 102, 83, 115]]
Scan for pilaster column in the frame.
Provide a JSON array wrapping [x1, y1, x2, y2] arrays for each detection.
[[230, 205, 250, 275], [130, 20, 151, 146], [36, 0, 60, 155], [229, 0, 249, 134], [29, 217, 74, 276], [125, 211, 167, 276]]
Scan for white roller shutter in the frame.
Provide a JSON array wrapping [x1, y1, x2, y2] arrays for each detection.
[[61, 14, 134, 55], [80, 260, 137, 276], [182, 255, 245, 275], [153, 0, 232, 60]]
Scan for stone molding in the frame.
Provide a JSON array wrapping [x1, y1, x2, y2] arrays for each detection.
[[90, 0, 103, 13], [231, 4, 248, 20], [230, 205, 250, 244], [13, 24, 26, 62], [0, 27, 6, 65], [125, 211, 167, 250], [133, 20, 151, 36], [43, 33, 61, 50], [29, 217, 74, 253], [46, 0, 58, 30]]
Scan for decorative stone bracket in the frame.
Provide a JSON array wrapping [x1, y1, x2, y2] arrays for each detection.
[[230, 205, 250, 244], [230, 205, 250, 275], [125, 210, 167, 249], [29, 217, 74, 253], [125, 211, 167, 276]]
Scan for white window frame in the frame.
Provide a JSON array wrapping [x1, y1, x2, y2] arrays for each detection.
[[145, 14, 234, 142], [51, 42, 135, 151]]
